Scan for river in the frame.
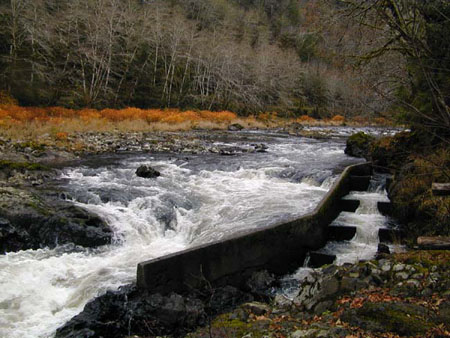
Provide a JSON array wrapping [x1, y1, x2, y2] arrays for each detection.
[[0, 129, 390, 338]]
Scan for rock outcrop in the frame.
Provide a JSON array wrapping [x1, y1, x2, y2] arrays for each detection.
[[0, 162, 113, 253], [0, 186, 112, 253], [55, 282, 255, 338], [344, 132, 374, 158]]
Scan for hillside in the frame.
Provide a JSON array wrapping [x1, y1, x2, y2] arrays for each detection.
[[0, 0, 392, 117]]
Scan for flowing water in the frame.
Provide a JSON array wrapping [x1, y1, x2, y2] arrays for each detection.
[[280, 174, 402, 298], [0, 131, 379, 338], [317, 178, 395, 264]]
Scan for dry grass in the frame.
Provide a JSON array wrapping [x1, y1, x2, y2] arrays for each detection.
[[0, 100, 394, 142]]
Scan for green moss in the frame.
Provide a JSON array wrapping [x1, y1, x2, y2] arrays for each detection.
[[348, 132, 374, 147], [0, 160, 50, 171], [395, 251, 450, 269], [14, 141, 46, 151], [187, 313, 270, 338], [345, 132, 375, 158], [348, 302, 434, 336]]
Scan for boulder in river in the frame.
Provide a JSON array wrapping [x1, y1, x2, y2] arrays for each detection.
[[136, 165, 161, 178], [345, 132, 374, 158], [228, 123, 244, 131]]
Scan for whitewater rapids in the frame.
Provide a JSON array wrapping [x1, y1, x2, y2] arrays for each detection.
[[0, 132, 362, 338]]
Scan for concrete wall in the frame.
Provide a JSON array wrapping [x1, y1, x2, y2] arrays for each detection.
[[137, 162, 372, 293]]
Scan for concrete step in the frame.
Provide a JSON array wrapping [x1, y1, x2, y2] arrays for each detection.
[[309, 251, 336, 268], [349, 175, 371, 191], [339, 199, 360, 212], [328, 225, 357, 241]]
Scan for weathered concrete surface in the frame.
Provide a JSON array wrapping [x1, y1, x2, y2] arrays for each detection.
[[137, 163, 372, 293]]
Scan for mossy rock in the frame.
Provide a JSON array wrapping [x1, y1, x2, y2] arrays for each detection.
[[342, 302, 434, 336], [395, 250, 450, 270], [187, 312, 270, 338], [345, 132, 374, 158], [14, 141, 46, 152], [0, 160, 50, 171]]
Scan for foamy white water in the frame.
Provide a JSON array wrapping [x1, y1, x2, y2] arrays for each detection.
[[279, 176, 398, 299], [0, 133, 362, 338], [318, 185, 393, 265]]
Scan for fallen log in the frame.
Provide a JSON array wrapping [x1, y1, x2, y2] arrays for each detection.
[[432, 183, 450, 196], [417, 236, 450, 250]]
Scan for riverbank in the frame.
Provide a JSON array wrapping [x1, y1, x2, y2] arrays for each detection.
[[53, 250, 450, 338], [186, 251, 450, 338]]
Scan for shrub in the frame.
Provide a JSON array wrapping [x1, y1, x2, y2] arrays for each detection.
[[331, 114, 345, 122], [0, 91, 18, 106], [297, 115, 315, 123]]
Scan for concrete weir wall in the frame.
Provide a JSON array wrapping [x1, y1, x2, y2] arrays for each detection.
[[137, 162, 372, 293]]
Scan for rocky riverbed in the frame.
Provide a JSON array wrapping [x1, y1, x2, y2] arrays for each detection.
[[54, 251, 450, 338], [186, 251, 450, 338]]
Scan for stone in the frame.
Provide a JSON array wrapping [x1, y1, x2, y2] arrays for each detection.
[[393, 264, 405, 272], [246, 270, 275, 296], [136, 165, 161, 178], [252, 143, 268, 153], [314, 300, 333, 315], [55, 285, 207, 338], [411, 273, 424, 279], [342, 302, 433, 336], [370, 274, 383, 286], [274, 294, 292, 308], [327, 327, 349, 337], [228, 123, 244, 131], [348, 272, 360, 278], [344, 132, 375, 158], [290, 329, 318, 338], [377, 243, 390, 256], [395, 272, 409, 280], [340, 277, 358, 292], [405, 279, 421, 288], [242, 302, 270, 316], [0, 187, 112, 253], [320, 276, 339, 298], [381, 262, 391, 272], [229, 308, 249, 322]]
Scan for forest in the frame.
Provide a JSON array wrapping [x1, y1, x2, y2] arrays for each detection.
[[0, 0, 396, 118]]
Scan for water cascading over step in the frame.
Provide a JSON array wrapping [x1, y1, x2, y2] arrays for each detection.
[[310, 174, 400, 266]]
